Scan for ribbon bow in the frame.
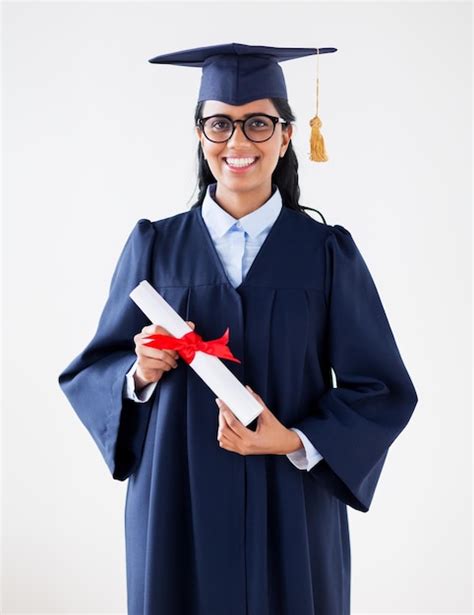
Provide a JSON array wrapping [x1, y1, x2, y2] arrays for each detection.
[[142, 327, 241, 365]]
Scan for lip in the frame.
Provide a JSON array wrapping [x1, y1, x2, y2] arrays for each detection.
[[223, 157, 259, 174]]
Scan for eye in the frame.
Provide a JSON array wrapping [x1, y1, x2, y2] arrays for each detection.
[[245, 116, 273, 131], [209, 117, 231, 131]]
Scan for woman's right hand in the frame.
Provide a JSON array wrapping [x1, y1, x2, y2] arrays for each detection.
[[133, 321, 195, 389]]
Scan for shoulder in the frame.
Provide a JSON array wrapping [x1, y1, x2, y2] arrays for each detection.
[[131, 209, 198, 238], [284, 207, 354, 246], [150, 208, 196, 227]]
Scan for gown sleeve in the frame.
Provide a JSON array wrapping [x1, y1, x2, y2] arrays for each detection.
[[58, 218, 158, 481], [290, 224, 418, 512]]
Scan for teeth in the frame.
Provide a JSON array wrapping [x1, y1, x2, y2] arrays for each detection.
[[226, 157, 257, 168]]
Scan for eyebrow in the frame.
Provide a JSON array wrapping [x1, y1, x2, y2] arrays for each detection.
[[205, 112, 268, 119]]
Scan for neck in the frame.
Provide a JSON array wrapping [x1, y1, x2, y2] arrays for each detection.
[[213, 182, 273, 219]]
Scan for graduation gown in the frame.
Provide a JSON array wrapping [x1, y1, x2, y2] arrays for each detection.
[[58, 205, 418, 615]]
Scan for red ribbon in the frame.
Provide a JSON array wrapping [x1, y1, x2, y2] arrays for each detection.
[[142, 327, 241, 365]]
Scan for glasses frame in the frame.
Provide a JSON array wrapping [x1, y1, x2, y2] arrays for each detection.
[[197, 113, 289, 143]]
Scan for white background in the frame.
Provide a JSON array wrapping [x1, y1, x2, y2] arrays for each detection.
[[2, 1, 472, 613]]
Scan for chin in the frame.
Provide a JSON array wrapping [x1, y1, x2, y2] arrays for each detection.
[[220, 178, 263, 192]]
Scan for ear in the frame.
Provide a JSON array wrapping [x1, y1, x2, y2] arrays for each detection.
[[280, 123, 293, 157], [282, 123, 293, 146], [194, 125, 203, 143], [195, 126, 207, 160]]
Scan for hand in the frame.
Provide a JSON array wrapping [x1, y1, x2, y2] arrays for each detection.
[[133, 321, 195, 388], [215, 385, 303, 456]]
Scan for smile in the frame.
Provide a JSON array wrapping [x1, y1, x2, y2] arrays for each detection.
[[224, 157, 259, 170]]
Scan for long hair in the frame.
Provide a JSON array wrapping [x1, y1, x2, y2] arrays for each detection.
[[188, 98, 326, 223]]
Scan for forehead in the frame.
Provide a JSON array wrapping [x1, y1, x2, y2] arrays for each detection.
[[201, 98, 278, 117]]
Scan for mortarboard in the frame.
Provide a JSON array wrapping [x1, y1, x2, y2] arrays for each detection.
[[148, 42, 337, 162]]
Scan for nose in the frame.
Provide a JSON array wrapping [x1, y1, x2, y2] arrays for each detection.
[[227, 121, 249, 146]]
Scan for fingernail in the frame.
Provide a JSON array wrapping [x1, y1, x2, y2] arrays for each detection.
[[246, 385, 253, 392], [215, 398, 222, 406]]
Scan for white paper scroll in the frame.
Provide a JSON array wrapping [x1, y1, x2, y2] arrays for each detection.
[[129, 280, 264, 426]]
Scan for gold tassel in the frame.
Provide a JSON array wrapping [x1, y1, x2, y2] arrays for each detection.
[[309, 48, 329, 162], [310, 116, 328, 161]]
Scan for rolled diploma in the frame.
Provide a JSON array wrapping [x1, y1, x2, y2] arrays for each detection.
[[129, 280, 264, 426]]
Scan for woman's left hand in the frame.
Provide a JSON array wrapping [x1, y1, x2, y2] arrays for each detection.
[[215, 385, 302, 456]]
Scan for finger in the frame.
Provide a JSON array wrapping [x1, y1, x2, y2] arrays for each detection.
[[217, 411, 231, 444], [142, 324, 172, 336], [245, 385, 266, 407], [218, 408, 225, 431], [136, 332, 179, 361], [140, 358, 176, 375], [143, 344, 179, 362], [218, 407, 234, 437], [217, 408, 239, 443], [245, 384, 260, 399], [218, 435, 234, 451], [138, 348, 179, 371], [137, 340, 179, 361], [218, 424, 237, 445], [219, 404, 244, 438]]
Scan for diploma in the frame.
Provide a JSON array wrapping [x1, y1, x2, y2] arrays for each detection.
[[129, 280, 264, 426]]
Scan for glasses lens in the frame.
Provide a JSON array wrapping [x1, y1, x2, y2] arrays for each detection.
[[202, 116, 233, 142], [243, 115, 275, 142]]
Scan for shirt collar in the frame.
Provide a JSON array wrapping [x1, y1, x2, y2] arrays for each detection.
[[201, 182, 282, 239]]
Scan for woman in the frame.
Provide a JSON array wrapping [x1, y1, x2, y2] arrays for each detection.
[[58, 43, 418, 615]]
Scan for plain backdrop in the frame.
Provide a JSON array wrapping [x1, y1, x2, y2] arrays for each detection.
[[2, 1, 472, 614]]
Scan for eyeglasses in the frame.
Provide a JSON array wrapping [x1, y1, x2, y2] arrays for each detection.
[[197, 113, 288, 143]]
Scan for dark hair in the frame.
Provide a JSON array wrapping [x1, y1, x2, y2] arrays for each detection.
[[188, 97, 326, 224]]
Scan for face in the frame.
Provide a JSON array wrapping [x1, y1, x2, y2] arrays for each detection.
[[195, 99, 293, 196]]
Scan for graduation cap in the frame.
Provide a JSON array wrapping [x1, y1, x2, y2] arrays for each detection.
[[148, 42, 337, 162]]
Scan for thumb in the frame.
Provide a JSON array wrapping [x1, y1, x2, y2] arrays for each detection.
[[246, 385, 267, 409], [246, 384, 261, 401], [186, 320, 196, 329]]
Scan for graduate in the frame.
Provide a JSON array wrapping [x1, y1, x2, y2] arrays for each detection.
[[58, 42, 418, 615]]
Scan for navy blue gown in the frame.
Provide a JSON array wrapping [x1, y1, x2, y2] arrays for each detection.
[[58, 204, 418, 615]]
